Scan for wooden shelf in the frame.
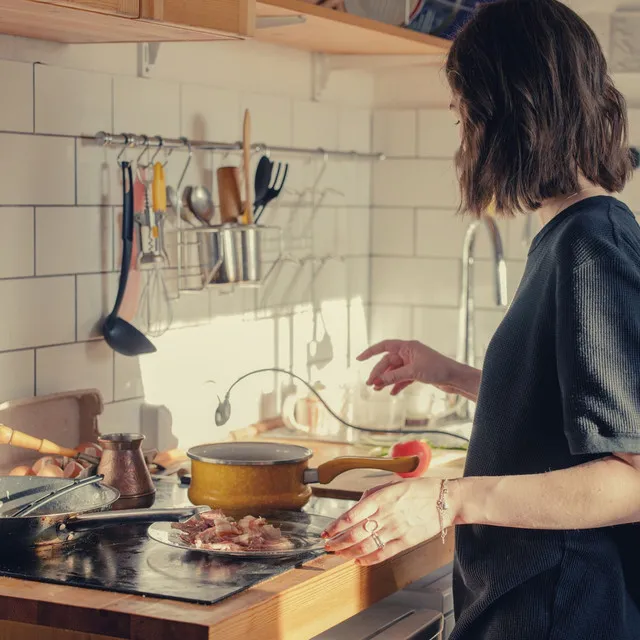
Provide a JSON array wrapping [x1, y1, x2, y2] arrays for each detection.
[[256, 0, 451, 56], [0, 0, 252, 43], [0, 0, 449, 53]]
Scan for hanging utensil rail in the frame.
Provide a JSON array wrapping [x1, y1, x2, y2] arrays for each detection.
[[92, 132, 386, 161]]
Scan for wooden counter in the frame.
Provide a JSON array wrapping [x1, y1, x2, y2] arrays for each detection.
[[0, 440, 465, 640]]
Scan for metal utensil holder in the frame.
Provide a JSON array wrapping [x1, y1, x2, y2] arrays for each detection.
[[178, 224, 282, 292]]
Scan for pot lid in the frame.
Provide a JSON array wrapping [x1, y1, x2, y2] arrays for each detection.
[[187, 442, 313, 466]]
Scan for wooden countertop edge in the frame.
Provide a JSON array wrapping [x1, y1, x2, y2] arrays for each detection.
[[0, 535, 454, 640]]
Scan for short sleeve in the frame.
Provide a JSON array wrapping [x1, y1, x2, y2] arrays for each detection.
[[556, 255, 640, 455]]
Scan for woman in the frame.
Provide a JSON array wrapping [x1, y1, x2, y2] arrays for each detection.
[[321, 0, 640, 638]]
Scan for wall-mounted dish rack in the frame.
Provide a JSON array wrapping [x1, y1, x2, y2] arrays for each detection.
[[92, 131, 382, 299]]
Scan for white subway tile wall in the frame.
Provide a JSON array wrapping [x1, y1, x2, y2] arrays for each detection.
[[370, 105, 640, 368], [0, 33, 639, 448], [0, 38, 373, 447]]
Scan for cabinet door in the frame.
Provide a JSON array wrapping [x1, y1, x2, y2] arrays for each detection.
[[140, 0, 253, 37], [29, 0, 139, 17]]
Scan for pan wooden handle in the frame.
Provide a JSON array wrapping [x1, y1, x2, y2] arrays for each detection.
[[0, 424, 79, 458], [314, 455, 419, 485]]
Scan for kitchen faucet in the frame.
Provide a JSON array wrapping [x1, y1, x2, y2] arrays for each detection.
[[441, 217, 509, 422]]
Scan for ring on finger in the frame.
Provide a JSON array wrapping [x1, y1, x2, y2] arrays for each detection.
[[371, 531, 384, 550], [363, 519, 379, 534]]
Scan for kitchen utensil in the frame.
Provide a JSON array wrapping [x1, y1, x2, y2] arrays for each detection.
[[186, 442, 419, 514], [0, 476, 208, 548], [187, 185, 214, 225], [168, 185, 201, 228], [254, 162, 289, 224], [217, 167, 242, 224], [241, 109, 253, 225], [103, 162, 156, 356], [199, 223, 270, 286], [239, 224, 262, 283], [253, 155, 273, 213], [137, 163, 173, 338], [199, 225, 241, 284], [119, 175, 144, 323], [11, 474, 104, 517], [97, 433, 155, 510], [153, 162, 170, 262], [0, 424, 100, 466], [137, 167, 160, 266], [148, 510, 333, 559]]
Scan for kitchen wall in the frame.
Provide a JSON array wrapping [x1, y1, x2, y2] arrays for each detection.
[[368, 62, 640, 372], [0, 36, 373, 449], [1, 8, 639, 449]]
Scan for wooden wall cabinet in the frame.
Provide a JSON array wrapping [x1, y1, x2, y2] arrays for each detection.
[[0, 0, 253, 43], [0, 0, 448, 59]]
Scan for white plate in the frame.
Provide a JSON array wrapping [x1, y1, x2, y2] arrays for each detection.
[[147, 511, 332, 559]]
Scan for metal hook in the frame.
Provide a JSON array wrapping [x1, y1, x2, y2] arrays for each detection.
[[117, 134, 133, 163], [176, 138, 192, 192], [255, 142, 271, 158], [162, 144, 174, 167], [149, 136, 164, 164], [135, 136, 150, 166]]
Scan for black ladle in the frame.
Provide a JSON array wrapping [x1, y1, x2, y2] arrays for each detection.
[[102, 162, 156, 357]]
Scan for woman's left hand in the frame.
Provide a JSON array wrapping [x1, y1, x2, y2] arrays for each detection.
[[321, 477, 457, 566]]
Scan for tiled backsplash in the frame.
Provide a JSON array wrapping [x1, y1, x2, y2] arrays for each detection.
[[369, 87, 640, 364], [0, 37, 373, 448], [0, 31, 639, 449]]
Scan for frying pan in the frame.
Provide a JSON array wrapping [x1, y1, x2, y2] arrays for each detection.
[[0, 476, 207, 547]]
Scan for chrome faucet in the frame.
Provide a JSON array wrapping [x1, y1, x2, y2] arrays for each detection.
[[448, 217, 508, 421]]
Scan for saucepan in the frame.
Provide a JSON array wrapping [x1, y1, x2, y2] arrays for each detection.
[[187, 442, 419, 513], [0, 476, 207, 547]]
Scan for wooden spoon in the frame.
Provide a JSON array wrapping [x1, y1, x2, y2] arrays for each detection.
[[241, 109, 253, 225], [0, 425, 100, 465]]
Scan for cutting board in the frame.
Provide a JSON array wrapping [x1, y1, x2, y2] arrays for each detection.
[[0, 389, 102, 473]]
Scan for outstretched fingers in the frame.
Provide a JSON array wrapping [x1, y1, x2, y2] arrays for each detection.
[[357, 340, 403, 362]]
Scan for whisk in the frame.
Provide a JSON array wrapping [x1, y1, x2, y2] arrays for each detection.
[[137, 163, 173, 338]]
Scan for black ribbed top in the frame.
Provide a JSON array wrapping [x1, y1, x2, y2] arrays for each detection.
[[451, 196, 640, 640]]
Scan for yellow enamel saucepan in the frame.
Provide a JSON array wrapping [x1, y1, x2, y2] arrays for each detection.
[[187, 442, 418, 514]]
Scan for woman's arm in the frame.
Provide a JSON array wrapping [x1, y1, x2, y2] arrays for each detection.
[[322, 452, 640, 566], [453, 452, 640, 529], [357, 340, 482, 400], [435, 361, 482, 403]]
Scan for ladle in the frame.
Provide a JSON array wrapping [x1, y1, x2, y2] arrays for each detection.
[[102, 162, 156, 357]]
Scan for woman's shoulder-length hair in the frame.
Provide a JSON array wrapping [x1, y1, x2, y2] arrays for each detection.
[[446, 0, 634, 217]]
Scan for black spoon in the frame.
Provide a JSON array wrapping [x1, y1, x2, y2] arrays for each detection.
[[102, 162, 156, 357]]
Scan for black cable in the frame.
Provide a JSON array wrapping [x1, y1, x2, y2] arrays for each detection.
[[219, 368, 471, 443]]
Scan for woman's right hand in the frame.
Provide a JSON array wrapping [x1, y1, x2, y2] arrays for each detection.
[[357, 340, 460, 396]]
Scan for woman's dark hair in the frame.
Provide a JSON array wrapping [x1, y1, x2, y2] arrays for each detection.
[[446, 0, 633, 217]]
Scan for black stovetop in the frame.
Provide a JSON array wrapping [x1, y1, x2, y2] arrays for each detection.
[[0, 481, 354, 605]]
